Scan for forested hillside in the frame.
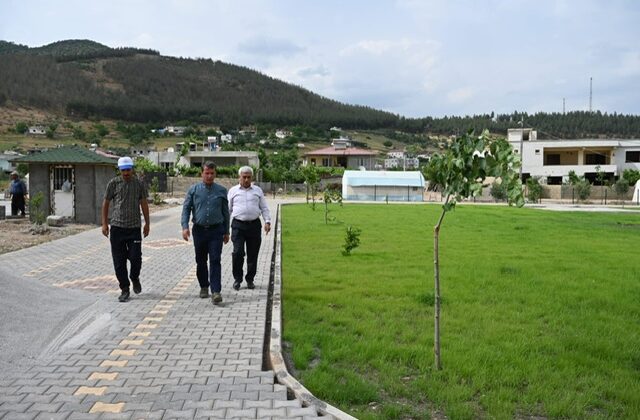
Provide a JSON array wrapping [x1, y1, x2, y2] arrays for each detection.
[[0, 40, 397, 128], [1, 39, 640, 138]]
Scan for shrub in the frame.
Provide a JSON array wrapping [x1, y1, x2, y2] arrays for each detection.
[[574, 179, 592, 201], [490, 181, 507, 201], [622, 169, 640, 186], [614, 178, 630, 200], [29, 191, 46, 226], [341, 226, 361, 256], [526, 177, 543, 203]]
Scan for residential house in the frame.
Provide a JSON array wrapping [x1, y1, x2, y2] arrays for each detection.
[[0, 150, 23, 173], [303, 138, 378, 170], [508, 128, 640, 184], [275, 129, 291, 139], [28, 126, 46, 135]]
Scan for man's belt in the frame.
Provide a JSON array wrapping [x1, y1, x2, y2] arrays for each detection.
[[194, 223, 221, 229], [233, 218, 258, 224]]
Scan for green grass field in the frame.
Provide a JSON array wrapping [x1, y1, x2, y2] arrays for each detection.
[[281, 203, 640, 419]]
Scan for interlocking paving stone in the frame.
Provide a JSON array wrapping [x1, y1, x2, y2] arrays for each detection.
[[0, 202, 332, 419]]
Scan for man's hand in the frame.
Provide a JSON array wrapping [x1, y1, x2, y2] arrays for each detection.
[[143, 223, 150, 238], [264, 223, 271, 235], [182, 228, 190, 241], [223, 234, 230, 244], [102, 224, 109, 237]]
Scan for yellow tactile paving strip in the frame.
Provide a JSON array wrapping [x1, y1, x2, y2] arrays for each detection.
[[81, 266, 197, 414], [23, 243, 105, 277]]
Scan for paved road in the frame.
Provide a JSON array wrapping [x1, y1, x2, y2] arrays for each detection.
[[0, 202, 326, 419]]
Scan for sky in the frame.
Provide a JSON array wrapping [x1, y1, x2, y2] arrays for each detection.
[[1, 0, 639, 119]]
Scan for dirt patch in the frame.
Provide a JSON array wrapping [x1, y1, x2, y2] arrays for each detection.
[[0, 217, 94, 255], [0, 201, 179, 255]]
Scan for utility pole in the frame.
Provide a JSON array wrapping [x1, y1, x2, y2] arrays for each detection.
[[563, 97, 565, 114], [518, 116, 524, 178], [589, 77, 593, 114]]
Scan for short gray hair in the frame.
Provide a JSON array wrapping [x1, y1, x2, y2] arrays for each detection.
[[238, 166, 253, 176]]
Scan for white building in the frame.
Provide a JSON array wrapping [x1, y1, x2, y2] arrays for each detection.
[[508, 129, 640, 184], [28, 126, 46, 135], [342, 170, 425, 202], [384, 157, 420, 170]]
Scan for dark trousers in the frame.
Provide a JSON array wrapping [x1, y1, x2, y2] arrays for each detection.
[[231, 219, 262, 284], [109, 226, 142, 292], [11, 194, 25, 216], [192, 224, 224, 293]]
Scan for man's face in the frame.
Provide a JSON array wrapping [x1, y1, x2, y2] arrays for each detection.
[[120, 168, 133, 181], [202, 167, 216, 185], [239, 172, 252, 188]]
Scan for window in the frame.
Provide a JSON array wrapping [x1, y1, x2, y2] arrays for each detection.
[[547, 176, 562, 185], [52, 166, 73, 190], [585, 153, 606, 165], [535, 149, 540, 155], [322, 158, 330, 166], [545, 154, 560, 165], [626, 151, 640, 162]]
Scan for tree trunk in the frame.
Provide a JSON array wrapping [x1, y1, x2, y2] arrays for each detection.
[[433, 196, 449, 370]]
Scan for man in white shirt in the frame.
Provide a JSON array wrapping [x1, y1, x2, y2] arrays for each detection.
[[227, 166, 271, 290]]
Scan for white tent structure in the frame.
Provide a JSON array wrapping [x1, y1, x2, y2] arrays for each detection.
[[342, 170, 425, 202]]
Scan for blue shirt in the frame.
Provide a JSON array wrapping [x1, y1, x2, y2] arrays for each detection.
[[10, 179, 27, 195], [181, 182, 229, 233]]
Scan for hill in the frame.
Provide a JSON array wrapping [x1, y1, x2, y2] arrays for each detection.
[[0, 39, 397, 129], [1, 40, 640, 139]]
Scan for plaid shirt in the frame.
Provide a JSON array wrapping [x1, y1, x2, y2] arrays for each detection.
[[104, 176, 148, 228]]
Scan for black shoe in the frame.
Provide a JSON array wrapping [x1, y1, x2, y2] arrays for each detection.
[[247, 282, 255, 289], [199, 288, 209, 298], [233, 282, 241, 291], [132, 279, 142, 294], [118, 290, 130, 302]]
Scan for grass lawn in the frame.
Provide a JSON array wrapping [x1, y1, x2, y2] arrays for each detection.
[[281, 203, 640, 419]]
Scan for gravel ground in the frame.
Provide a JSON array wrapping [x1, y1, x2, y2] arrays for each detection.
[[0, 200, 181, 255]]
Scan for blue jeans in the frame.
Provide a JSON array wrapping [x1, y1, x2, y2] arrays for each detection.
[[192, 224, 225, 293], [109, 226, 142, 292]]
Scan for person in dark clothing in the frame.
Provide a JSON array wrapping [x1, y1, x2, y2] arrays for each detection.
[[181, 161, 230, 305], [9, 171, 28, 217], [101, 157, 150, 303]]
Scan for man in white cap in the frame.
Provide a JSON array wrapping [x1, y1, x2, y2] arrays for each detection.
[[101, 156, 150, 302]]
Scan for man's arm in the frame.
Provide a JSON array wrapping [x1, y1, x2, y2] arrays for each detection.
[[101, 199, 110, 237], [222, 195, 230, 244], [140, 198, 150, 237], [259, 189, 271, 234], [181, 187, 193, 241]]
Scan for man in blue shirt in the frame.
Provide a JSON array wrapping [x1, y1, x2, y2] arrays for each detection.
[[181, 162, 230, 305], [9, 171, 28, 217]]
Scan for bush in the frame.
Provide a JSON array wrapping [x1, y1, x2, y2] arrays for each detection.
[[614, 178, 630, 199], [622, 169, 640, 186], [526, 177, 543, 203], [574, 179, 592, 201], [490, 181, 507, 201]]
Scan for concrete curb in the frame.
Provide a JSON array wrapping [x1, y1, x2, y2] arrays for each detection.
[[268, 203, 358, 420]]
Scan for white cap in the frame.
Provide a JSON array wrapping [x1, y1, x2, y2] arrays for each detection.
[[117, 156, 134, 170]]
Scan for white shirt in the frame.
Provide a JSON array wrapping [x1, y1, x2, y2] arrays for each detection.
[[228, 184, 271, 224]]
